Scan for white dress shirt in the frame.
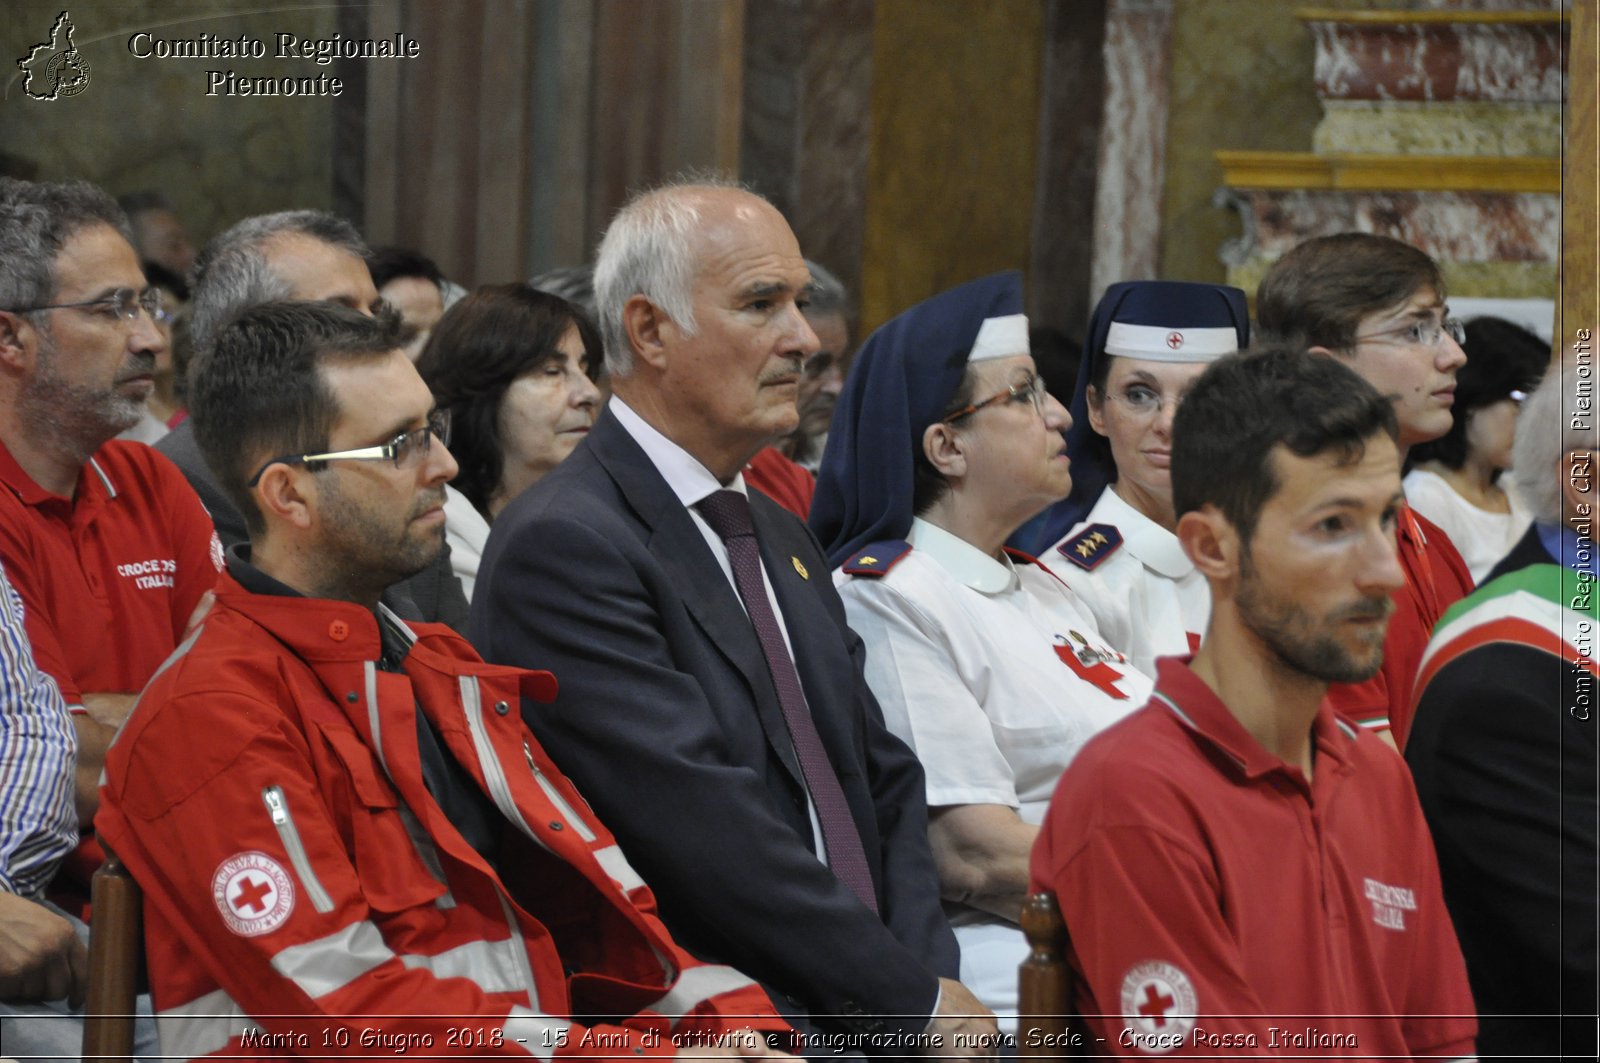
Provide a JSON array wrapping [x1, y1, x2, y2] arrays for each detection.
[[1047, 487, 1211, 677]]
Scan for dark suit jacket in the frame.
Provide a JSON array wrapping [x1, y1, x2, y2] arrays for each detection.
[[1407, 525, 1598, 1061], [157, 419, 470, 628], [472, 408, 957, 1042]]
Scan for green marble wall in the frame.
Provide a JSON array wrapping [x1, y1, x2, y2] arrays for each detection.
[[1160, 0, 1393, 286], [2, 0, 339, 245]]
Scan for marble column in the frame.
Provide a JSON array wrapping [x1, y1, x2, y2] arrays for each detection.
[[1087, 0, 1175, 307]]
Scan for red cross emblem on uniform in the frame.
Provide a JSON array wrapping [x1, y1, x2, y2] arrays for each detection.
[[213, 851, 296, 936], [1053, 638, 1129, 699], [231, 875, 274, 914], [1166, 331, 1184, 350], [1138, 983, 1176, 1027], [1120, 961, 1197, 1043]]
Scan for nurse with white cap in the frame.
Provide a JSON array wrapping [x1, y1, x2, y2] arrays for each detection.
[[1036, 280, 1250, 676], [811, 272, 1151, 1031]]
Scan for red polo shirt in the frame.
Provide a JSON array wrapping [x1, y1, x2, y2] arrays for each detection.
[[1326, 506, 1472, 747], [1030, 657, 1476, 1060], [0, 439, 221, 706]]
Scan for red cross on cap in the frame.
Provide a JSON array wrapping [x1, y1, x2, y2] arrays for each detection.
[[1165, 331, 1184, 349], [232, 875, 274, 914]]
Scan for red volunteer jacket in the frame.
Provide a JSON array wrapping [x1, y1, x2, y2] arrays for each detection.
[[98, 573, 788, 1058]]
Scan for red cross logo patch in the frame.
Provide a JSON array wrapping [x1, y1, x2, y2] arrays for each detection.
[[1120, 961, 1197, 1053], [1165, 331, 1184, 350], [212, 851, 296, 937]]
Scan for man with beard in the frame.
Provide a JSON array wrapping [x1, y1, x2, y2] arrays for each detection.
[[98, 302, 794, 1058], [0, 179, 220, 893], [158, 209, 468, 628], [1029, 349, 1476, 1059]]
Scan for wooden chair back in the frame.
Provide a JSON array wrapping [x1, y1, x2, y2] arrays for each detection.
[[1018, 890, 1077, 1057], [81, 844, 144, 1062]]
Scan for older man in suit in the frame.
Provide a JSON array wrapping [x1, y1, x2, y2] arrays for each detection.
[[472, 179, 995, 1058]]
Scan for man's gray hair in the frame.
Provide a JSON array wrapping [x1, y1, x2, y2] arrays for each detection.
[[803, 259, 849, 320], [0, 178, 132, 313], [189, 209, 368, 363], [1512, 351, 1594, 525], [593, 174, 762, 378]]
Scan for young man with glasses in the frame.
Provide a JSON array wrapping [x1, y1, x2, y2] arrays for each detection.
[[0, 179, 221, 973], [156, 208, 469, 630], [1255, 232, 1474, 748], [97, 300, 794, 1058]]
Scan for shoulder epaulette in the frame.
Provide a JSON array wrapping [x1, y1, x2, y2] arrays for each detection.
[[1057, 523, 1123, 571], [842, 540, 912, 578]]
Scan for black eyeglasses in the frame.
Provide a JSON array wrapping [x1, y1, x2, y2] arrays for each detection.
[[247, 409, 452, 487], [4, 287, 169, 324], [941, 373, 1048, 423]]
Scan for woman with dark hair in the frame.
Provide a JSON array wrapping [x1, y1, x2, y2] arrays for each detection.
[[1404, 316, 1548, 583], [416, 284, 601, 600]]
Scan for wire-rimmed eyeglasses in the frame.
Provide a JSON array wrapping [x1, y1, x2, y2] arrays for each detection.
[[941, 373, 1049, 423], [3, 287, 169, 325], [246, 409, 452, 487]]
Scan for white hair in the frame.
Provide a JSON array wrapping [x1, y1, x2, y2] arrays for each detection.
[[593, 175, 760, 377], [1512, 350, 1596, 525]]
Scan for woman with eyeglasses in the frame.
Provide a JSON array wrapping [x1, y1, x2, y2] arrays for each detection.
[[1021, 281, 1250, 677], [1402, 315, 1549, 583], [811, 272, 1152, 1029], [416, 284, 601, 601]]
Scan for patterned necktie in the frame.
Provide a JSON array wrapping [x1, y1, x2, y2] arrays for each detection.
[[694, 490, 878, 911]]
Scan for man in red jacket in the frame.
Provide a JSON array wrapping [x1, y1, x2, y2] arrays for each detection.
[[1255, 233, 1473, 747], [98, 302, 791, 1059]]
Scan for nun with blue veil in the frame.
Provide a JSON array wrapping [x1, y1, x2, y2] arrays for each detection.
[[1018, 281, 1249, 677], [810, 272, 1151, 1030]]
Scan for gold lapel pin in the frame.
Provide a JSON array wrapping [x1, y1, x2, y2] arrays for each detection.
[[791, 556, 809, 580]]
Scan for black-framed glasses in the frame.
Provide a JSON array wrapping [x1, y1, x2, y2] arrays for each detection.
[[3, 287, 168, 324], [1354, 314, 1466, 348], [246, 409, 452, 487], [941, 373, 1048, 423]]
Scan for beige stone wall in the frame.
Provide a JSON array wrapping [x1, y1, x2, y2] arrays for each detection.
[[860, 0, 1043, 334], [2, 0, 338, 246]]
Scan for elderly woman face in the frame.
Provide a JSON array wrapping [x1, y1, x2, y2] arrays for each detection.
[[497, 324, 602, 488], [1087, 355, 1209, 514], [944, 354, 1074, 516]]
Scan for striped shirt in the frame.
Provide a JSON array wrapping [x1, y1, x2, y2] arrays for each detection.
[[0, 559, 77, 897]]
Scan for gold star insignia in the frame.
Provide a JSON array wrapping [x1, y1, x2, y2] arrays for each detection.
[[792, 557, 809, 579], [1076, 543, 1093, 557], [859, 556, 877, 565], [1090, 532, 1108, 546]]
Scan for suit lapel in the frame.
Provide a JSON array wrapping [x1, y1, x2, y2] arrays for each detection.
[[588, 411, 806, 787]]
